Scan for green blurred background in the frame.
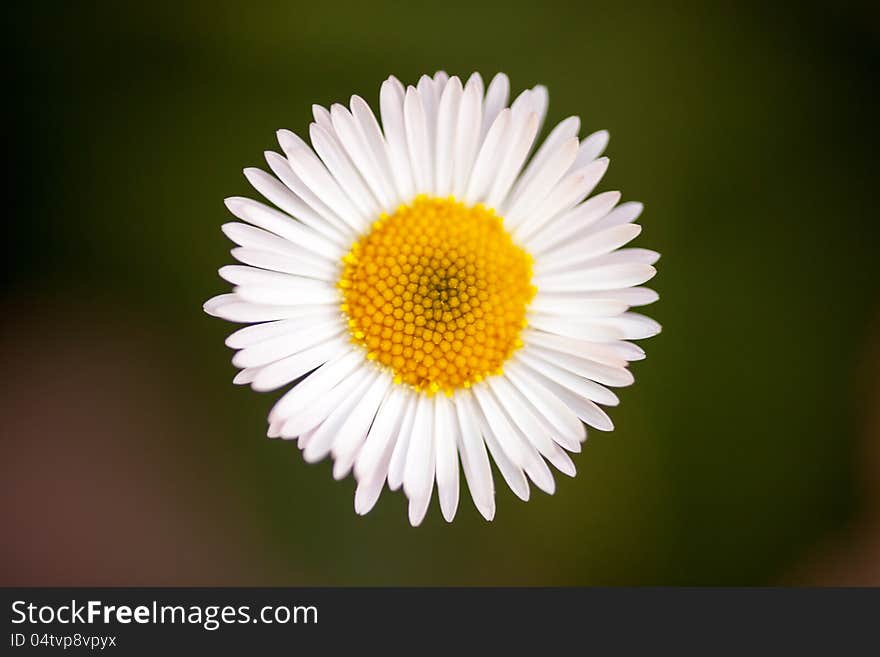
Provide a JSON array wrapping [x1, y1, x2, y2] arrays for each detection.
[[4, 1, 879, 585]]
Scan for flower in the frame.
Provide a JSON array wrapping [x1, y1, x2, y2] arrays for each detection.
[[204, 71, 660, 526]]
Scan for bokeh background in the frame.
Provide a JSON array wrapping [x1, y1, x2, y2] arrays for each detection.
[[4, 1, 878, 585]]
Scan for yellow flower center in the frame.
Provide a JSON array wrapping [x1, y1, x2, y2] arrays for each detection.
[[338, 195, 536, 395]]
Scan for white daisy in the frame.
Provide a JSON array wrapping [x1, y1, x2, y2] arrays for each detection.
[[204, 71, 660, 526]]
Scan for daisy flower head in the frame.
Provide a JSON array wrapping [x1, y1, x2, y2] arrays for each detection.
[[204, 71, 660, 526]]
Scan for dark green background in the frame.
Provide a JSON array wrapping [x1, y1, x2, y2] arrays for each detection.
[[5, 1, 878, 585]]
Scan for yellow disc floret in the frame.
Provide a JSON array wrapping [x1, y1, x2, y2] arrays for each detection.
[[338, 195, 535, 395]]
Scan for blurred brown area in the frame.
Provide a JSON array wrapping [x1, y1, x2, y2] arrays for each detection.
[[785, 309, 880, 585], [0, 298, 283, 585]]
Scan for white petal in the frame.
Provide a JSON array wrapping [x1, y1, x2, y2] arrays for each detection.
[[416, 75, 439, 145], [276, 129, 368, 231], [527, 314, 624, 342], [534, 224, 642, 275], [596, 312, 662, 340], [584, 287, 660, 307], [510, 88, 534, 119], [589, 201, 644, 232], [520, 442, 556, 495], [542, 377, 614, 431], [544, 442, 577, 477], [408, 486, 432, 528], [379, 76, 416, 201], [605, 341, 646, 362], [243, 167, 347, 245], [203, 293, 237, 316], [451, 79, 483, 198], [516, 351, 619, 406], [516, 356, 615, 431], [232, 318, 344, 369], [433, 76, 461, 197], [533, 263, 656, 293], [503, 363, 586, 450], [522, 329, 630, 368], [586, 248, 661, 267], [280, 363, 372, 440], [308, 123, 379, 219], [464, 72, 484, 98], [264, 151, 355, 236], [463, 108, 511, 205], [453, 392, 495, 521], [233, 368, 258, 385], [208, 299, 336, 323], [528, 294, 629, 318], [403, 394, 435, 503], [471, 384, 528, 468], [295, 425, 316, 448], [473, 394, 530, 501], [405, 392, 436, 527], [352, 387, 407, 514], [573, 130, 610, 167], [516, 158, 610, 244], [224, 197, 343, 261], [433, 394, 460, 523], [350, 96, 400, 205], [485, 111, 539, 210], [504, 138, 579, 225], [251, 335, 348, 392], [220, 264, 337, 293], [524, 344, 634, 388], [532, 158, 608, 226], [487, 376, 564, 463], [334, 98, 397, 210], [233, 282, 337, 307], [387, 392, 418, 491], [331, 371, 392, 479], [404, 87, 433, 194], [354, 472, 386, 516], [302, 369, 378, 463], [529, 191, 621, 255], [433, 70, 449, 89], [354, 385, 408, 482], [512, 116, 580, 199], [230, 247, 337, 281], [221, 222, 326, 262], [481, 73, 509, 139], [490, 380, 558, 495], [312, 104, 332, 131], [528, 85, 549, 137], [269, 349, 362, 423]]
